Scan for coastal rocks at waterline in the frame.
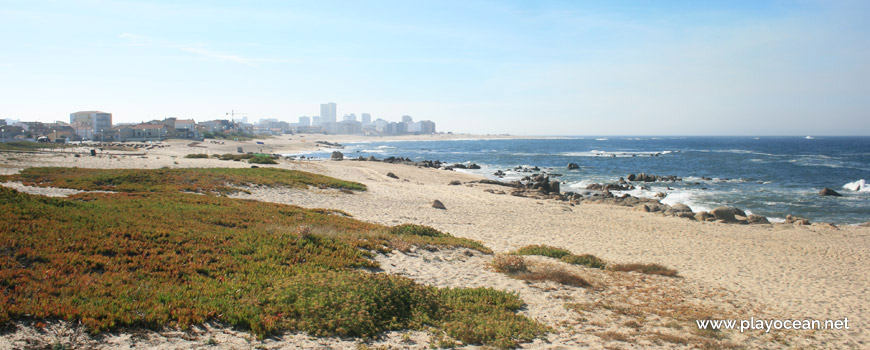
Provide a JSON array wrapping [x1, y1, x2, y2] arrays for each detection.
[[567, 162, 580, 170], [330, 151, 344, 160], [431, 200, 446, 210], [626, 173, 681, 182], [819, 188, 842, 197]]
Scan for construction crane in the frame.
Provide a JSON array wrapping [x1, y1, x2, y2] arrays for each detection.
[[226, 110, 248, 123]]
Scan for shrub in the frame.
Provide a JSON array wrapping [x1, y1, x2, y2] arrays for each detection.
[[219, 153, 255, 161], [438, 287, 548, 348], [389, 224, 447, 238], [184, 154, 209, 159], [248, 155, 277, 164], [1, 167, 367, 194], [608, 263, 679, 277], [491, 254, 528, 274], [512, 245, 572, 259], [561, 254, 607, 269]]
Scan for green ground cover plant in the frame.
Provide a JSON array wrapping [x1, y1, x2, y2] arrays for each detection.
[[183, 154, 209, 159], [3, 167, 366, 194], [0, 168, 545, 348], [511, 245, 607, 269], [248, 155, 278, 164]]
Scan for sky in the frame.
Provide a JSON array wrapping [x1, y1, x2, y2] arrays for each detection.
[[1, 0, 868, 135]]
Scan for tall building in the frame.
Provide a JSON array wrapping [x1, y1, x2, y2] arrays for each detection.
[[70, 111, 112, 139], [320, 102, 337, 123], [361, 113, 371, 125], [312, 116, 321, 126], [298, 116, 310, 126], [402, 115, 413, 124], [343, 113, 357, 122]]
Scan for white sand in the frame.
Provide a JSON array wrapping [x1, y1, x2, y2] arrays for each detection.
[[1, 136, 867, 349]]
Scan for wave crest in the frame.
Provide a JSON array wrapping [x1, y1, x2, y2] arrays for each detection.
[[843, 179, 869, 192]]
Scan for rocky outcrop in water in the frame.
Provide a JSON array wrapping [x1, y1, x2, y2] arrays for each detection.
[[626, 173, 681, 182], [819, 188, 842, 196]]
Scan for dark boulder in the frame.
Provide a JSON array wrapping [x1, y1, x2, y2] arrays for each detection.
[[549, 181, 560, 194], [432, 200, 446, 210], [746, 215, 771, 225], [386, 172, 399, 179], [567, 163, 579, 170], [711, 207, 740, 222], [819, 188, 842, 197], [330, 151, 344, 160]]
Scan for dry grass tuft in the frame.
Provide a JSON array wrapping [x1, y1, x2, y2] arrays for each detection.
[[515, 265, 590, 288], [491, 254, 528, 274], [608, 263, 678, 277], [596, 330, 629, 342]]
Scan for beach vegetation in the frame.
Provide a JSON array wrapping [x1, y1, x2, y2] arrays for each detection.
[[184, 153, 210, 158], [2, 167, 366, 194], [511, 245, 571, 259], [0, 168, 544, 348], [203, 131, 262, 141], [248, 155, 278, 164], [514, 265, 590, 287], [608, 263, 679, 277], [511, 245, 607, 269], [491, 254, 528, 274], [0, 141, 72, 151], [560, 254, 607, 269], [218, 153, 255, 161]]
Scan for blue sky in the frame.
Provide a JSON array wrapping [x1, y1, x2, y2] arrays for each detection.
[[1, 0, 868, 135]]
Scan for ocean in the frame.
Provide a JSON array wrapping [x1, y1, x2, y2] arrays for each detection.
[[290, 136, 870, 225]]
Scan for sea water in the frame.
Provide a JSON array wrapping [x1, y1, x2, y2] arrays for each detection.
[[292, 136, 870, 224]]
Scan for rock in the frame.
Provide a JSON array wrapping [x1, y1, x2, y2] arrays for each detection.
[[695, 211, 712, 222], [627, 174, 637, 181], [786, 214, 811, 225], [677, 212, 697, 220], [654, 192, 667, 199], [567, 163, 579, 170], [670, 203, 693, 213], [746, 215, 771, 225], [635, 204, 651, 212], [448, 180, 461, 185], [604, 184, 629, 191], [367, 156, 378, 161], [711, 207, 739, 222], [386, 172, 399, 179], [250, 165, 259, 168], [432, 200, 446, 210], [330, 151, 344, 160], [818, 188, 842, 196], [467, 163, 481, 169], [549, 181, 560, 194], [493, 170, 506, 177]]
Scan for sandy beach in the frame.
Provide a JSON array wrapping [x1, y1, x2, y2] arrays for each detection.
[[1, 135, 867, 349]]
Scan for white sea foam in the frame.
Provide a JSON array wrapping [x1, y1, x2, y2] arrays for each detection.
[[768, 217, 787, 224], [657, 189, 714, 213], [843, 179, 869, 192]]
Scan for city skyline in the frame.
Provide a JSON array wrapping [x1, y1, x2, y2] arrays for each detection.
[[1, 1, 869, 135]]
